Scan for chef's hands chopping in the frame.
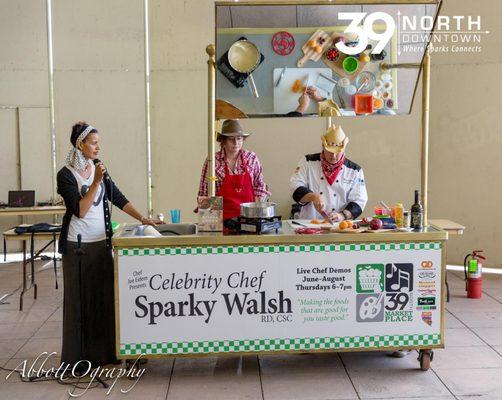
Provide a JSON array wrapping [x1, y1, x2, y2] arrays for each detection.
[[312, 194, 326, 215], [296, 93, 310, 114], [300, 192, 325, 215], [328, 212, 345, 222], [294, 86, 326, 115], [298, 192, 350, 222], [306, 86, 325, 102]]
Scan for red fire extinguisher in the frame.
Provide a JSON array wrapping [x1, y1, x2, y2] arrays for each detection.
[[463, 250, 485, 299]]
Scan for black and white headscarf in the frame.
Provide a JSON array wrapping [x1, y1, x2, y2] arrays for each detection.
[[66, 125, 95, 172]]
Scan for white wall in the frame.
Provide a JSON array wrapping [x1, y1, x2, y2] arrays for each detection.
[[0, 0, 500, 266]]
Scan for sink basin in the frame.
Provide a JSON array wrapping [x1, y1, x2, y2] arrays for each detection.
[[120, 223, 197, 237], [155, 223, 197, 236]]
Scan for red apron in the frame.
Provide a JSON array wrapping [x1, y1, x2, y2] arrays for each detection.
[[217, 152, 255, 220]]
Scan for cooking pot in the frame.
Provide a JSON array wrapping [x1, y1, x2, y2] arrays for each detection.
[[240, 201, 276, 218], [228, 39, 260, 98]]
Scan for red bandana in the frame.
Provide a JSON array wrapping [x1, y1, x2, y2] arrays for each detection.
[[321, 152, 345, 185]]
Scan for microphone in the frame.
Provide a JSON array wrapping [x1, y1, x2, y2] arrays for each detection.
[[93, 158, 110, 180], [75, 233, 85, 256]]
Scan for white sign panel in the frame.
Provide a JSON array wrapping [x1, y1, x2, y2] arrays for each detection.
[[116, 242, 442, 356]]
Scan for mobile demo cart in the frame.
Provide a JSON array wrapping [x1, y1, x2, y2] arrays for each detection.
[[113, 0, 447, 371]]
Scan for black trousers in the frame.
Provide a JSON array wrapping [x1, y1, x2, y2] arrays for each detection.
[[61, 240, 118, 366]]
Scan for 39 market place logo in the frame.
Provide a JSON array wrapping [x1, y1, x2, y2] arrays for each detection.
[[355, 263, 414, 323]]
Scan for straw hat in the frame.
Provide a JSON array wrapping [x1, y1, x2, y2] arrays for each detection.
[[321, 125, 349, 153], [318, 99, 342, 117], [216, 119, 251, 142]]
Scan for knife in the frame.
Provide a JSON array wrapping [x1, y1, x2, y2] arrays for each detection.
[[320, 211, 335, 225], [291, 220, 308, 227], [275, 67, 287, 87]]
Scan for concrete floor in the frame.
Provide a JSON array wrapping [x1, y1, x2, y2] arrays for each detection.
[[1, 258, 502, 400]]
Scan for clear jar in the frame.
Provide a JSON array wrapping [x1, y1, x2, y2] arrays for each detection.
[[403, 211, 410, 228]]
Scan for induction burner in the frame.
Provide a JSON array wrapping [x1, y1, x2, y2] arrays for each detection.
[[224, 216, 282, 234]]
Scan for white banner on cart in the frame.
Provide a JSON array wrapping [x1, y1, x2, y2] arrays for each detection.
[[116, 242, 442, 355]]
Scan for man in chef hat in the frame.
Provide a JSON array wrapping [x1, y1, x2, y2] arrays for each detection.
[[290, 125, 368, 222]]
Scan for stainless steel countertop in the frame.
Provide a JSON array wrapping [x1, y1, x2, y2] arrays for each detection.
[[113, 220, 447, 248]]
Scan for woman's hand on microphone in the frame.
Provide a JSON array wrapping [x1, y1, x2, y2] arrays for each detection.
[[93, 163, 106, 186]]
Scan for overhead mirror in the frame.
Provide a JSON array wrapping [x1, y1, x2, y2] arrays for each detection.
[[215, 1, 440, 117]]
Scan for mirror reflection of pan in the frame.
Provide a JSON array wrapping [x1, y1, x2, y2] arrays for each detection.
[[228, 40, 261, 98]]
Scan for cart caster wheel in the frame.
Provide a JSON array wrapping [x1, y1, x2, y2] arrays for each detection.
[[125, 358, 147, 379], [125, 359, 138, 379], [418, 350, 434, 371]]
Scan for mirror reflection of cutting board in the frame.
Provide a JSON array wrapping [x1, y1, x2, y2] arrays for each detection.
[[273, 67, 332, 115]]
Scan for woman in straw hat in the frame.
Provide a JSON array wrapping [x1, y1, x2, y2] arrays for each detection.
[[198, 119, 270, 220]]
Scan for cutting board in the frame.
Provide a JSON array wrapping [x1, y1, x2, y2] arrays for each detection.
[[297, 30, 333, 67], [322, 52, 367, 80], [289, 220, 338, 230], [273, 68, 332, 115], [331, 227, 368, 234], [366, 228, 399, 234]]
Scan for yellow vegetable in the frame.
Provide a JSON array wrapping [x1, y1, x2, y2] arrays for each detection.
[[292, 79, 301, 93]]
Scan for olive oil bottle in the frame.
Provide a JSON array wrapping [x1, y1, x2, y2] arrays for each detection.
[[410, 190, 424, 231]]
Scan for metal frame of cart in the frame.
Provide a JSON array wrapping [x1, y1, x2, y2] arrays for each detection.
[[114, 0, 444, 371]]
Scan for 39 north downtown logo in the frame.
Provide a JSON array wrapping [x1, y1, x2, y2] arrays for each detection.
[[336, 12, 487, 55], [398, 13, 486, 54]]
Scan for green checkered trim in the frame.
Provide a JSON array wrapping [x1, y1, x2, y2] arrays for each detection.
[[118, 242, 441, 256], [119, 334, 441, 356]]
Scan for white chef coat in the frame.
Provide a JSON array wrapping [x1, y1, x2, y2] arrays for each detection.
[[290, 153, 368, 220]]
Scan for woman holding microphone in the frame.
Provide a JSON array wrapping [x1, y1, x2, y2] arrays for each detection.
[[57, 121, 156, 368]]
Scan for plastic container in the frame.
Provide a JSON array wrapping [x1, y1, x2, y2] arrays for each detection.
[[342, 56, 359, 74], [381, 73, 392, 82], [345, 85, 357, 95], [374, 98, 384, 109], [338, 77, 350, 88], [170, 209, 181, 223], [359, 53, 370, 63], [354, 94, 374, 114], [394, 203, 404, 228], [403, 211, 410, 228]]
